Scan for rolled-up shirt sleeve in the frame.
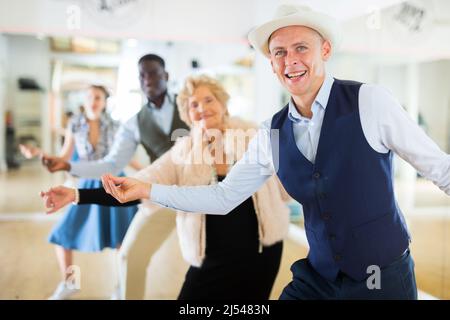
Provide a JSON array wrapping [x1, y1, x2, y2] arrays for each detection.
[[150, 121, 277, 214]]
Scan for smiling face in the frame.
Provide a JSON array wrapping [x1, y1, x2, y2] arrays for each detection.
[[269, 25, 331, 101], [187, 85, 226, 131], [84, 87, 107, 120]]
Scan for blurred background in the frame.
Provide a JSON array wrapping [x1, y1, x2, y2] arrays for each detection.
[[0, 0, 448, 299]]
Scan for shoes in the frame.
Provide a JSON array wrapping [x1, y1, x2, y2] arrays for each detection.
[[48, 281, 80, 300]]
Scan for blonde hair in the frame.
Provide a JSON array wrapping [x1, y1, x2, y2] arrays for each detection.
[[176, 75, 230, 127]]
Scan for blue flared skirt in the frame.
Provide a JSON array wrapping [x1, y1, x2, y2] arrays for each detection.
[[48, 177, 137, 252]]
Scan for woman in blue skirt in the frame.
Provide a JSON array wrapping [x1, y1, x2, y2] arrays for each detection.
[[22, 85, 137, 299]]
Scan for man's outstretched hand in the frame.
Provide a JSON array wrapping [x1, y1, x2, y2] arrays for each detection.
[[101, 173, 151, 203], [41, 156, 71, 173]]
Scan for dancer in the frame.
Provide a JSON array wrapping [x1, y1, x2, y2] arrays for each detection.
[[24, 85, 137, 300], [41, 75, 290, 299], [95, 5, 449, 299]]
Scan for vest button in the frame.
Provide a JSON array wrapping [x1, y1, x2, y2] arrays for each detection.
[[322, 213, 331, 220], [313, 172, 321, 179], [329, 234, 336, 241], [334, 254, 342, 261]]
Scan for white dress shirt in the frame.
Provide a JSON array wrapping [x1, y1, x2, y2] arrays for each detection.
[[151, 74, 450, 214], [146, 94, 175, 136], [70, 93, 175, 178]]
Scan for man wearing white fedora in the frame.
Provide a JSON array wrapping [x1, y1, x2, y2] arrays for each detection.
[[75, 5, 448, 299]]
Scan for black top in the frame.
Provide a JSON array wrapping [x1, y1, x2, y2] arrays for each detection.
[[78, 176, 260, 258], [78, 188, 140, 207], [205, 175, 259, 258]]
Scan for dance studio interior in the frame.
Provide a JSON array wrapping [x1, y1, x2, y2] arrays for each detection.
[[0, 0, 449, 301]]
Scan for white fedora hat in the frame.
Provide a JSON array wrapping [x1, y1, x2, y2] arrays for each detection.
[[248, 4, 341, 57]]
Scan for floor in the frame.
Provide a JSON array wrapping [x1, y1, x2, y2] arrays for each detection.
[[0, 162, 448, 299]]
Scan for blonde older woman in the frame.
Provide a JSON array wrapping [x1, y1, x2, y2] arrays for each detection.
[[42, 75, 290, 300]]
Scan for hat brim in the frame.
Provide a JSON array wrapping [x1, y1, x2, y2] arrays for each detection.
[[248, 12, 341, 58]]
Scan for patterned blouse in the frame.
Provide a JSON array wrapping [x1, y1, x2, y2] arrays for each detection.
[[69, 113, 119, 161]]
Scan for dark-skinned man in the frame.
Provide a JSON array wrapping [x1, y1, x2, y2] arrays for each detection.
[[43, 54, 189, 300]]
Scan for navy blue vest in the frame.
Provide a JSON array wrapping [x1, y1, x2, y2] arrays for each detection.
[[271, 79, 410, 281]]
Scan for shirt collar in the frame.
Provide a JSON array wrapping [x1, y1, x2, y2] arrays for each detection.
[[147, 92, 174, 110], [288, 73, 334, 123]]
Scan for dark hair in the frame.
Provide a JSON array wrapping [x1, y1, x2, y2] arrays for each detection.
[[138, 53, 165, 69], [89, 85, 110, 99]]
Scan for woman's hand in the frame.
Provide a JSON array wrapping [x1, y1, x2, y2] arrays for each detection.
[[19, 144, 43, 159], [40, 186, 76, 214], [101, 174, 151, 203], [20, 144, 70, 172]]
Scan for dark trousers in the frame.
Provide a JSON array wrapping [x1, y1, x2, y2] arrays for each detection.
[[280, 249, 417, 300]]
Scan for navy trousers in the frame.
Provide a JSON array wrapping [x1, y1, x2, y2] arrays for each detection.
[[280, 250, 417, 300]]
